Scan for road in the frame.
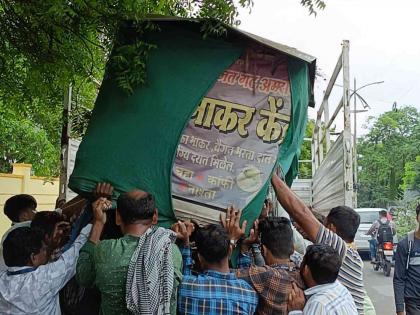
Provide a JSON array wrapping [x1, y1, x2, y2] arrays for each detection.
[[364, 259, 395, 314]]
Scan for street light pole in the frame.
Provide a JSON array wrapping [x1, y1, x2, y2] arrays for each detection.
[[338, 80, 384, 208], [349, 79, 384, 208]]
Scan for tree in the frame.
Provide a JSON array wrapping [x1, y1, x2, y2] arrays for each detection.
[[401, 156, 420, 192], [298, 119, 314, 178], [357, 106, 420, 207], [0, 0, 325, 176], [0, 105, 59, 176]]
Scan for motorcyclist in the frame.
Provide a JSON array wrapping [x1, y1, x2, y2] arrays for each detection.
[[366, 210, 396, 262]]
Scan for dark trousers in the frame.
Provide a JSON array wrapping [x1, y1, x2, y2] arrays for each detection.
[[406, 299, 420, 315]]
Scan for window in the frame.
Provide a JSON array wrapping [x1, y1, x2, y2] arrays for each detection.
[[358, 211, 380, 224]]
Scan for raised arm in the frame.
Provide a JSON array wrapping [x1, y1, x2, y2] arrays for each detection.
[[271, 174, 320, 242], [76, 197, 111, 287], [172, 221, 195, 276], [42, 223, 92, 295]]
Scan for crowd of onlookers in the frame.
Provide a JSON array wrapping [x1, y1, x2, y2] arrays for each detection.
[[0, 174, 419, 315]]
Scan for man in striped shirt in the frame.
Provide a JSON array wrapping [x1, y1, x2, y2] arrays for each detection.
[[288, 244, 357, 314], [271, 174, 365, 314]]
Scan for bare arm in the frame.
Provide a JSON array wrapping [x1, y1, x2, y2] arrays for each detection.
[[271, 174, 320, 242], [89, 198, 112, 244]]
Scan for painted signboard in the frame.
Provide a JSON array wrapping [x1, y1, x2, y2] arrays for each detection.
[[172, 51, 292, 223]]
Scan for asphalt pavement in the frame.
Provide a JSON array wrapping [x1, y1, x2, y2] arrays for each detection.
[[364, 259, 395, 315]]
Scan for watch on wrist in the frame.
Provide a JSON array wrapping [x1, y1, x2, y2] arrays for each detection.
[[230, 239, 237, 247]]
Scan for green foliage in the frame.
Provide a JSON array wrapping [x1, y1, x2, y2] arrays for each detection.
[[110, 40, 157, 94], [0, 0, 326, 97], [358, 106, 420, 207], [300, 0, 326, 15], [401, 156, 420, 192], [394, 198, 420, 238], [298, 119, 314, 178], [0, 105, 59, 176]]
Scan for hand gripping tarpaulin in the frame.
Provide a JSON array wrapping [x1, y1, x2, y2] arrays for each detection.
[[69, 22, 311, 228]]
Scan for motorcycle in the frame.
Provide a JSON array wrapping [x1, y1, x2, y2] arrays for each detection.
[[372, 241, 393, 277]]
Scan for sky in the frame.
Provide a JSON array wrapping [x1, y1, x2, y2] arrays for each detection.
[[238, 0, 420, 135]]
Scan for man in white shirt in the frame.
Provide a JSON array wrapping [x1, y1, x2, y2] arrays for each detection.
[[0, 194, 38, 272], [0, 198, 108, 315], [288, 244, 357, 315]]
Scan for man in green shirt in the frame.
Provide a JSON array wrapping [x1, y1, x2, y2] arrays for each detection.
[[76, 190, 182, 315]]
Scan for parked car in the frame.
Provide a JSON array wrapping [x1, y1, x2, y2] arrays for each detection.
[[354, 208, 387, 257]]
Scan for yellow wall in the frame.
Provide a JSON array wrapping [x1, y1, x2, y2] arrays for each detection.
[[0, 164, 59, 238]]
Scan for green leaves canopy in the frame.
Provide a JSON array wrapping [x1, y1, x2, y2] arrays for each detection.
[[358, 106, 420, 207]]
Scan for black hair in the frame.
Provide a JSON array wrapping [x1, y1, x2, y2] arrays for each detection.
[[379, 210, 387, 217], [326, 206, 360, 243], [116, 191, 155, 224], [416, 204, 420, 217], [313, 211, 326, 225], [31, 211, 64, 238], [195, 224, 229, 264], [302, 244, 341, 285], [3, 227, 44, 267], [4, 194, 37, 222], [259, 217, 294, 259]]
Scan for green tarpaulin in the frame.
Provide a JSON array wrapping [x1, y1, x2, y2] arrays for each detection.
[[279, 58, 310, 186], [69, 21, 310, 228]]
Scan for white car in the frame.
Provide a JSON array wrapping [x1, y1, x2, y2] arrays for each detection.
[[354, 208, 387, 256]]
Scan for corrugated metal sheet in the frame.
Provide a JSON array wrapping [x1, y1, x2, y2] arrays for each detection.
[[291, 179, 312, 206], [312, 133, 345, 214]]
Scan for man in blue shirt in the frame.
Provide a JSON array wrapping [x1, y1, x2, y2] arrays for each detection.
[[394, 204, 420, 315], [174, 221, 258, 315]]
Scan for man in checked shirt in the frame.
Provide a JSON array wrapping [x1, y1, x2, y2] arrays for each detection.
[[221, 206, 305, 315]]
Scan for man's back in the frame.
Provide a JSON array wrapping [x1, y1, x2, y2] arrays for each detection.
[[179, 269, 258, 315], [236, 262, 303, 315], [77, 235, 182, 315], [301, 281, 357, 315], [317, 225, 365, 314]]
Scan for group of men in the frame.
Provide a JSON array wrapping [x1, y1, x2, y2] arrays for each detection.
[[0, 173, 418, 315]]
